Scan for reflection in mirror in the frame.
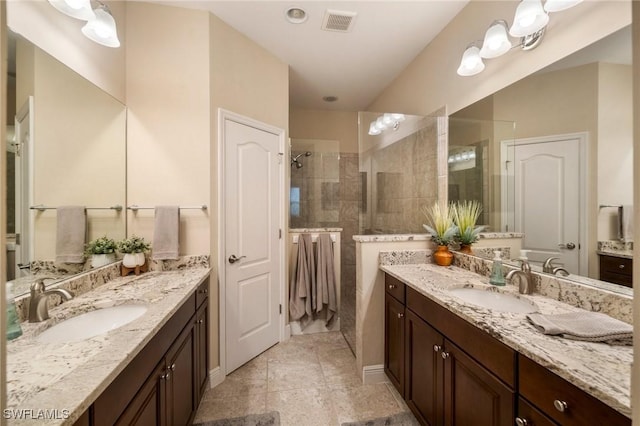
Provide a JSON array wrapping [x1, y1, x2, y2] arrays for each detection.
[[450, 25, 632, 294], [5, 30, 127, 295]]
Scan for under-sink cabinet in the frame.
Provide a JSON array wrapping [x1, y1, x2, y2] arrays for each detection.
[[86, 277, 210, 426], [599, 254, 632, 287], [383, 273, 630, 426]]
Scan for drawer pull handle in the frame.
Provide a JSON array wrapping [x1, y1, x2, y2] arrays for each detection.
[[441, 351, 450, 359], [198, 319, 204, 324], [388, 284, 396, 290], [170, 363, 176, 371], [515, 417, 529, 426], [619, 264, 625, 269], [433, 345, 442, 353], [397, 312, 404, 319], [553, 399, 568, 412]]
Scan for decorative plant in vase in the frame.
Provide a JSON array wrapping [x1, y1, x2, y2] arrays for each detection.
[[423, 202, 457, 266], [117, 235, 151, 270], [85, 236, 117, 268], [452, 200, 485, 254]]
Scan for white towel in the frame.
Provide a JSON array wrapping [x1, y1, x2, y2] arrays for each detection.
[[527, 312, 632, 346], [55, 206, 86, 264], [152, 206, 180, 260], [289, 234, 315, 321], [619, 205, 634, 243], [316, 234, 337, 326]]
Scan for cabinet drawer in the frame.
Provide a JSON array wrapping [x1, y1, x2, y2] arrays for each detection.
[[196, 278, 210, 308], [407, 287, 516, 387], [600, 270, 632, 287], [517, 397, 557, 426], [519, 355, 630, 426], [599, 255, 632, 277], [385, 274, 405, 304]]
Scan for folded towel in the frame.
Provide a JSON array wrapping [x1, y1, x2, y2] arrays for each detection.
[[619, 205, 634, 243], [527, 312, 632, 346], [55, 206, 86, 264], [316, 234, 337, 326], [289, 234, 315, 321], [152, 206, 180, 260]]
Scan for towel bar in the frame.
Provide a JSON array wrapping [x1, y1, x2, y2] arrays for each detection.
[[291, 234, 337, 244], [30, 205, 123, 212], [599, 204, 622, 209], [127, 205, 208, 212]]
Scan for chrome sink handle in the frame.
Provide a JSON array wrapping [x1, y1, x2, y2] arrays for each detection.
[[542, 257, 560, 273]]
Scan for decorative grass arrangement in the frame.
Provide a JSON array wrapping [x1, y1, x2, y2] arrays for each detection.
[[452, 200, 485, 245], [422, 202, 457, 246]]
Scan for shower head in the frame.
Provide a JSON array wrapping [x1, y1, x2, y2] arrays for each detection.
[[291, 151, 312, 168]]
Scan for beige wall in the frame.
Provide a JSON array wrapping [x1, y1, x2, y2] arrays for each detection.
[[290, 109, 359, 153], [368, 0, 630, 116], [209, 13, 289, 369], [16, 44, 127, 260], [7, 0, 126, 103]]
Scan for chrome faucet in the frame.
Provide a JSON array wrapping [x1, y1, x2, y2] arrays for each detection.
[[29, 277, 74, 322], [506, 258, 534, 294], [542, 257, 570, 276]]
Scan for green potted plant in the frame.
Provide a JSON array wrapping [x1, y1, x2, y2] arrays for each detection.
[[85, 236, 117, 268], [422, 202, 457, 266], [452, 200, 485, 253], [117, 235, 151, 268]]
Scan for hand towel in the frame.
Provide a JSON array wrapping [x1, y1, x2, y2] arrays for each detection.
[[527, 312, 632, 346], [55, 206, 86, 264], [619, 205, 634, 243], [289, 234, 315, 321], [152, 206, 180, 260], [316, 234, 337, 326]]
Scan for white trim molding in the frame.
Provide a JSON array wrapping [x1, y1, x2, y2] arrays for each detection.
[[362, 364, 389, 385]]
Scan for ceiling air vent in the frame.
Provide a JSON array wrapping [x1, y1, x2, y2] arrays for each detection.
[[321, 9, 357, 33]]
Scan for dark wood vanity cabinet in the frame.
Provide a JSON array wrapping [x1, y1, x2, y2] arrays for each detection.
[[384, 274, 406, 396], [92, 277, 210, 426], [384, 273, 630, 426], [599, 254, 632, 287], [385, 274, 515, 426]]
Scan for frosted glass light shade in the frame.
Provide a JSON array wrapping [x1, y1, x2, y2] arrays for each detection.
[[48, 0, 95, 20], [82, 7, 121, 48], [544, 0, 583, 12], [368, 122, 382, 136], [480, 21, 512, 59], [457, 45, 485, 77], [509, 0, 549, 37]]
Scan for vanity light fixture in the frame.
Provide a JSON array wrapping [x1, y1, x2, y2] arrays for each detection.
[[479, 20, 512, 59], [457, 0, 582, 77], [456, 43, 485, 77], [47, 0, 95, 21], [81, 2, 120, 48], [368, 113, 406, 136]]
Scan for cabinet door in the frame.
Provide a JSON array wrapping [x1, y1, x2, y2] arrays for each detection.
[[196, 302, 209, 401], [443, 340, 514, 426], [166, 323, 197, 426], [385, 293, 405, 396], [404, 310, 444, 426], [115, 361, 167, 426]]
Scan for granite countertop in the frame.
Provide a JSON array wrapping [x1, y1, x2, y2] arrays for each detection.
[[6, 267, 211, 425], [380, 263, 631, 418], [597, 249, 633, 259]]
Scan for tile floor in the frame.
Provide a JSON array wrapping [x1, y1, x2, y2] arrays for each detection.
[[194, 331, 416, 425]]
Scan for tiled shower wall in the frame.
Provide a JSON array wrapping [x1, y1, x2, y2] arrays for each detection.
[[289, 150, 360, 353]]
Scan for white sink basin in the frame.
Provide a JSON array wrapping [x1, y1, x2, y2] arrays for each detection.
[[37, 305, 147, 344], [448, 288, 538, 314]]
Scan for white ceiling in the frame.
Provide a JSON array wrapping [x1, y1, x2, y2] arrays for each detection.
[[148, 1, 469, 110]]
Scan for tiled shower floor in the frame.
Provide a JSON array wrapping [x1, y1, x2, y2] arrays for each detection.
[[194, 331, 415, 425]]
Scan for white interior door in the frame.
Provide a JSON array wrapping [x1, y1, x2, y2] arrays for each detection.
[[506, 135, 585, 274], [224, 118, 281, 374]]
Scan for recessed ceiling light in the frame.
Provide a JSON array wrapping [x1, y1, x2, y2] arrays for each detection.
[[285, 7, 308, 24], [323, 96, 338, 102]]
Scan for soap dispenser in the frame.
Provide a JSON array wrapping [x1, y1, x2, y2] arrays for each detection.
[[6, 282, 23, 340], [489, 250, 506, 286]]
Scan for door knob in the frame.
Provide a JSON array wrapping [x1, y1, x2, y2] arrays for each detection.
[[228, 254, 246, 264], [558, 242, 576, 250]]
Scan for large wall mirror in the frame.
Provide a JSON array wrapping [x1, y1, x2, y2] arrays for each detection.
[[6, 29, 127, 295], [449, 25, 632, 295]]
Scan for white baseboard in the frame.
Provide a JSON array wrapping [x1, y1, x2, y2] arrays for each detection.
[[209, 366, 224, 389], [362, 364, 389, 385]]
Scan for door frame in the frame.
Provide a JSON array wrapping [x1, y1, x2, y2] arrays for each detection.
[[217, 108, 286, 378], [500, 132, 588, 276], [14, 97, 35, 271]]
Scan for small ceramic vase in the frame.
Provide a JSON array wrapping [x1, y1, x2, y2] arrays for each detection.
[[433, 245, 454, 266], [91, 253, 115, 268]]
